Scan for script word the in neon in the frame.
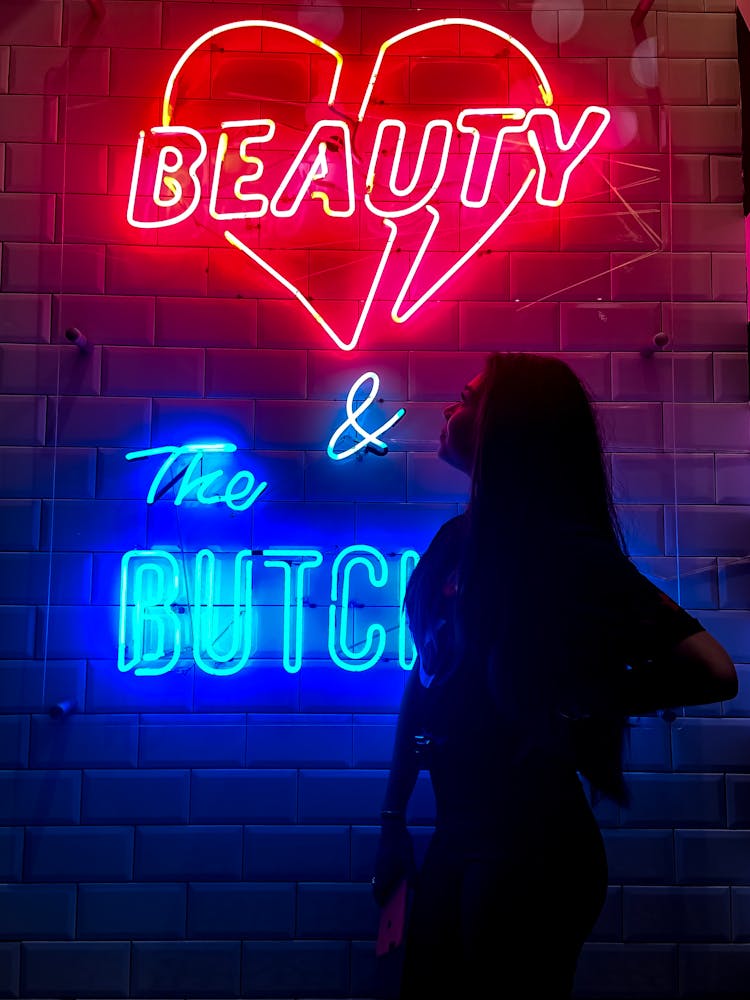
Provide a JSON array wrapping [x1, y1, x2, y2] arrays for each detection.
[[125, 443, 267, 511], [119, 546, 419, 675], [126, 18, 611, 351], [328, 372, 406, 461]]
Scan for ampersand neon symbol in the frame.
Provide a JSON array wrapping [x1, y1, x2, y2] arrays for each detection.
[[327, 372, 406, 462]]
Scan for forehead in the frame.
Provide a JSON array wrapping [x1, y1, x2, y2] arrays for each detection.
[[465, 373, 484, 396]]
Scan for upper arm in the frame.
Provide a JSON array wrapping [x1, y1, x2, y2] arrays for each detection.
[[587, 545, 707, 663], [613, 561, 740, 705], [564, 535, 738, 711], [612, 569, 738, 712]]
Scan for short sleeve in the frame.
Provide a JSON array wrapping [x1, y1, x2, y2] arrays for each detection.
[[573, 534, 706, 668], [616, 563, 705, 665]]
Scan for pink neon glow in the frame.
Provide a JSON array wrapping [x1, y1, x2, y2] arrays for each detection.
[[128, 127, 207, 229], [160, 21, 344, 128], [209, 121, 275, 220], [355, 18, 555, 120], [365, 119, 453, 219], [456, 109, 528, 209], [153, 147, 184, 207], [127, 18, 611, 350], [390, 169, 537, 324], [225, 225, 398, 353], [525, 107, 611, 207], [269, 121, 355, 219]]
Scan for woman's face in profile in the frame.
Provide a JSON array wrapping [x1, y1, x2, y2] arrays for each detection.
[[438, 373, 484, 474]]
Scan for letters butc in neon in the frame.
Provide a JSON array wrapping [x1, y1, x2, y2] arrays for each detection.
[[127, 18, 611, 352], [328, 546, 389, 672], [192, 549, 255, 675], [118, 550, 182, 675], [262, 549, 323, 674], [119, 546, 419, 675]]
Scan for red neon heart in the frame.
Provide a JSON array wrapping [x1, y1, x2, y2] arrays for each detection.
[[133, 18, 609, 351]]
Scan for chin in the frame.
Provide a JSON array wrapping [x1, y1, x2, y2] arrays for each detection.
[[437, 442, 453, 466]]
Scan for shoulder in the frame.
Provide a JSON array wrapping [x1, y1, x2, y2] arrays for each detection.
[[557, 527, 705, 646], [418, 512, 467, 562], [553, 527, 664, 614], [404, 513, 465, 610], [555, 527, 631, 584], [558, 527, 660, 584]]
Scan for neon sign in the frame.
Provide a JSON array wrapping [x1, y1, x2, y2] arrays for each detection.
[[117, 445, 421, 675], [327, 372, 406, 461], [119, 545, 420, 675], [126, 18, 611, 351], [125, 443, 268, 510]]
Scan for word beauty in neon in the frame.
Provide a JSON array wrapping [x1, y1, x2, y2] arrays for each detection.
[[119, 546, 419, 675], [127, 18, 611, 351], [125, 443, 267, 510]]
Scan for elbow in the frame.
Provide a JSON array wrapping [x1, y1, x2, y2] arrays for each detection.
[[676, 632, 738, 706], [715, 646, 739, 703], [711, 648, 738, 704], [720, 670, 739, 704]]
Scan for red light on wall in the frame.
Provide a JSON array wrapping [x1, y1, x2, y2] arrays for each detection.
[[126, 18, 611, 351]]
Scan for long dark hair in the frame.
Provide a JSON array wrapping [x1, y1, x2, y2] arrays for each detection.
[[455, 353, 630, 803], [457, 350, 622, 628], [468, 351, 622, 555]]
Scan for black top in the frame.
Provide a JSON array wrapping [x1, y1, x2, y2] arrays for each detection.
[[404, 513, 705, 815]]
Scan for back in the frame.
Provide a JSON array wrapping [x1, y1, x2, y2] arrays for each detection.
[[404, 515, 706, 809]]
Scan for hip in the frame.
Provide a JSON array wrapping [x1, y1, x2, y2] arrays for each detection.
[[430, 759, 603, 847]]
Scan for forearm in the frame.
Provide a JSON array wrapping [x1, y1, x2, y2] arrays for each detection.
[[381, 668, 422, 815], [381, 743, 420, 815]]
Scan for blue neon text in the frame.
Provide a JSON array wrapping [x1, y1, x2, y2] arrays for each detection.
[[119, 545, 420, 675], [125, 443, 268, 511]]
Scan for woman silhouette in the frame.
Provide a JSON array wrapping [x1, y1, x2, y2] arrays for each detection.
[[372, 352, 737, 999]]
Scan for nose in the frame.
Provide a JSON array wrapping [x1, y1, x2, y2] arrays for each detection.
[[443, 401, 458, 420]]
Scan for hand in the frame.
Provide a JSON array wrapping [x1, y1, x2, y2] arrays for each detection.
[[372, 815, 416, 907]]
